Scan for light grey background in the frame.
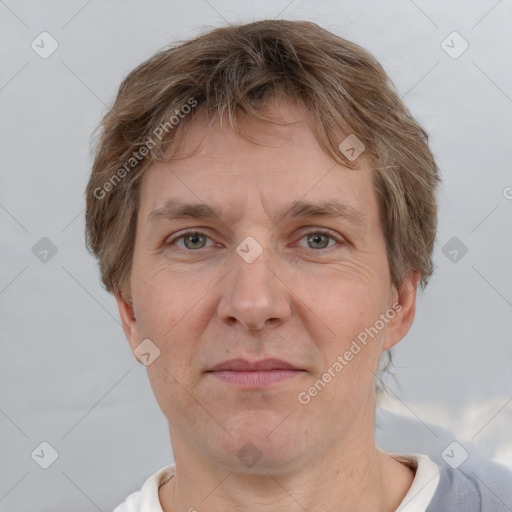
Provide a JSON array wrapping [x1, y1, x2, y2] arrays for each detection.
[[1, 0, 511, 510]]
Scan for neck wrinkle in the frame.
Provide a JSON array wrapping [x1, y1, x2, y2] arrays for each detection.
[[159, 407, 414, 512]]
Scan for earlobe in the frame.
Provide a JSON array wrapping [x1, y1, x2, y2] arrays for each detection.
[[115, 292, 140, 352], [382, 271, 419, 350]]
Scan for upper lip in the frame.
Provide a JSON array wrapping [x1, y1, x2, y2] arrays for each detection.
[[208, 358, 301, 372]]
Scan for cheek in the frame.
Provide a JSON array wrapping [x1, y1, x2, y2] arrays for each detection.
[[304, 281, 386, 408], [133, 258, 195, 326], [131, 266, 189, 366], [132, 266, 207, 419], [299, 270, 388, 387], [300, 264, 385, 333]]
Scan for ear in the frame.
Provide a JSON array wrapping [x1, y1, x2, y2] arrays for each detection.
[[382, 271, 419, 350], [115, 291, 141, 353]]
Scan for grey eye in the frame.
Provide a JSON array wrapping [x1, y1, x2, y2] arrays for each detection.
[[306, 232, 332, 249], [182, 233, 208, 249]]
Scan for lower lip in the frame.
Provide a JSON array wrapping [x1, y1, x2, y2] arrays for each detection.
[[209, 370, 302, 387]]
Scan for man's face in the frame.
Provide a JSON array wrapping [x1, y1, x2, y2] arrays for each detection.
[[117, 101, 416, 472]]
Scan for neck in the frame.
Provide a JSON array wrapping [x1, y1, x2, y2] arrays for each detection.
[[159, 414, 414, 512]]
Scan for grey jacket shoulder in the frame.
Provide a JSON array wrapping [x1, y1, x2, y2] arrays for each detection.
[[427, 459, 512, 511]]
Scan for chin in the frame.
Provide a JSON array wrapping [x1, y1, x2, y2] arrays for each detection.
[[209, 412, 310, 473]]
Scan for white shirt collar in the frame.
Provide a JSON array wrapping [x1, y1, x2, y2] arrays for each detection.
[[114, 453, 440, 512]]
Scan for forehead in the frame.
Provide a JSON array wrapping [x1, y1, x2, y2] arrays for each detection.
[[138, 102, 378, 229]]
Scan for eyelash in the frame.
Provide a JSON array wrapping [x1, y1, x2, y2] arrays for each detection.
[[166, 228, 344, 252]]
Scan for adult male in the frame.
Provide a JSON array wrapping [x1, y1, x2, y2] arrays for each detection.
[[85, 19, 511, 512]]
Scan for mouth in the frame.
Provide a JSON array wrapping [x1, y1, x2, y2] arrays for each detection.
[[206, 358, 305, 388]]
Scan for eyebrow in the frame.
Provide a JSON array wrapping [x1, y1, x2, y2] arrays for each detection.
[[147, 198, 365, 227]]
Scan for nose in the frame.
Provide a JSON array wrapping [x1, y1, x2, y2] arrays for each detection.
[[217, 242, 292, 332]]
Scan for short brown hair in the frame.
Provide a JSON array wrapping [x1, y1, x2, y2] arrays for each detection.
[[85, 19, 439, 301]]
